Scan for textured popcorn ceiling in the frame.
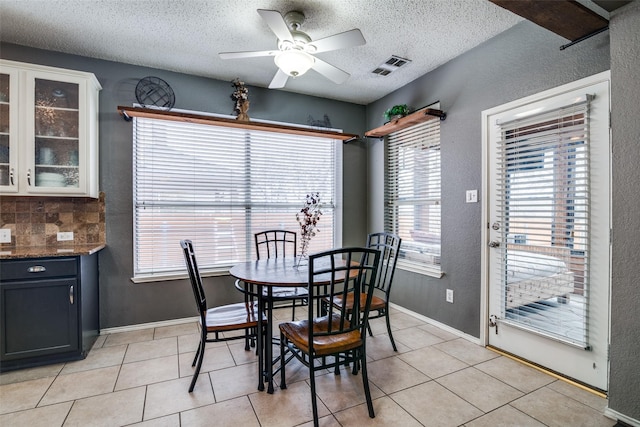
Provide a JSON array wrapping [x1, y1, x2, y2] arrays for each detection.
[[0, 0, 531, 104]]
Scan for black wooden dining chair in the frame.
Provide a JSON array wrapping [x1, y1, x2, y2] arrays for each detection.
[[328, 232, 402, 350], [279, 247, 381, 427], [180, 239, 264, 392], [254, 230, 308, 320]]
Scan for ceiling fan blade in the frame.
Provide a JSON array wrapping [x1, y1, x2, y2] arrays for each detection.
[[257, 9, 293, 42], [311, 58, 350, 84], [219, 50, 277, 59], [268, 69, 289, 89], [307, 29, 366, 53]]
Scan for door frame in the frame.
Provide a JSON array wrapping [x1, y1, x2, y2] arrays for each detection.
[[480, 72, 612, 379]]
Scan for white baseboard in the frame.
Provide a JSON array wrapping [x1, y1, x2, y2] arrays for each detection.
[[100, 316, 199, 335], [389, 302, 481, 345], [605, 407, 640, 427]]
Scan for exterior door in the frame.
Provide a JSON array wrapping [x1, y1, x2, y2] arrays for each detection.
[[483, 72, 610, 391]]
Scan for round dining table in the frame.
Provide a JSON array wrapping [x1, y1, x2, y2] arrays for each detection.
[[229, 256, 349, 393]]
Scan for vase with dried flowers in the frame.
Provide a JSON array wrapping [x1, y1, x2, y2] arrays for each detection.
[[231, 78, 250, 121], [295, 192, 323, 267]]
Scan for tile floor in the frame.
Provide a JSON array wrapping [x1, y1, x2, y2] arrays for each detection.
[[0, 306, 617, 427]]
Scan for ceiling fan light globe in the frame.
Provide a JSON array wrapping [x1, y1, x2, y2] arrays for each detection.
[[274, 50, 315, 77]]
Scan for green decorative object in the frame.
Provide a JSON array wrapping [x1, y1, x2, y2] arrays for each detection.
[[384, 104, 410, 121]]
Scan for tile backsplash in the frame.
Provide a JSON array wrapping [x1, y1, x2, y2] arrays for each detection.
[[0, 192, 105, 247]]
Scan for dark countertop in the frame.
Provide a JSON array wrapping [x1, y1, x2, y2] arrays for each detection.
[[0, 244, 106, 260]]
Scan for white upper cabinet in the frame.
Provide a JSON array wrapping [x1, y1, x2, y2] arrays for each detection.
[[0, 60, 101, 197]]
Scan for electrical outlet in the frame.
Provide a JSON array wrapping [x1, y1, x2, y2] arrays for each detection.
[[446, 289, 454, 303], [57, 231, 74, 241], [0, 228, 11, 243], [466, 189, 478, 203]]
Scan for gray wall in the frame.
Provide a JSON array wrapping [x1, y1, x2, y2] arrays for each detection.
[[366, 11, 640, 422], [0, 43, 368, 328], [609, 1, 640, 421], [366, 20, 610, 336]]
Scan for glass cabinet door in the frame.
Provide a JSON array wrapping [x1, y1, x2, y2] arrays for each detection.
[[33, 78, 80, 189], [0, 72, 12, 188]]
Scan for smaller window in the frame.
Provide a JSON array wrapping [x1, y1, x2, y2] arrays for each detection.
[[385, 114, 442, 276]]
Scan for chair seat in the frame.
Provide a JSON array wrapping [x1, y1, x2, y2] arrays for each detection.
[[204, 302, 264, 332], [280, 314, 363, 356], [330, 292, 386, 313]]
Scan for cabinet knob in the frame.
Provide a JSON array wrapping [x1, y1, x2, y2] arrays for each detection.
[[27, 265, 46, 273]]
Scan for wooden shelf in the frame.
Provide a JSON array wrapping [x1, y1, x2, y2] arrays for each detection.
[[365, 108, 446, 138], [118, 106, 359, 142]]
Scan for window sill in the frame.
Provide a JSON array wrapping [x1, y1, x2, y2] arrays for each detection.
[[397, 259, 444, 278], [130, 268, 231, 284]]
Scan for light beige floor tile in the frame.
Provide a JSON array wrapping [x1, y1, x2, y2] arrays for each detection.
[[63, 386, 145, 427], [180, 396, 260, 426], [365, 333, 412, 360], [129, 413, 180, 427], [153, 322, 199, 339], [475, 356, 555, 393], [399, 345, 468, 379], [177, 333, 227, 355], [228, 340, 260, 365], [546, 379, 609, 412], [392, 326, 444, 350], [209, 362, 261, 401], [92, 334, 107, 349], [388, 312, 427, 330], [0, 363, 63, 386], [465, 404, 546, 427], [115, 354, 179, 390], [143, 376, 215, 420], [418, 323, 460, 341], [124, 336, 177, 363], [391, 381, 484, 426], [103, 328, 155, 347], [511, 387, 617, 427], [250, 379, 330, 427], [40, 365, 119, 406], [368, 316, 397, 335], [367, 355, 430, 394], [0, 401, 72, 427], [60, 344, 127, 375], [313, 366, 384, 413], [334, 395, 423, 427], [298, 414, 341, 427], [437, 366, 523, 412], [178, 345, 236, 378], [0, 376, 55, 414], [434, 338, 499, 365]]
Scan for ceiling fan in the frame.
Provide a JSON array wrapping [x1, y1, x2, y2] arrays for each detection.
[[219, 9, 366, 89]]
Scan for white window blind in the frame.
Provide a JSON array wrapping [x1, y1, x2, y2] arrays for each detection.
[[495, 96, 591, 347], [133, 116, 338, 280], [385, 117, 441, 273]]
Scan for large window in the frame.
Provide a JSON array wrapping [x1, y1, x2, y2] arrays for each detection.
[[132, 114, 340, 281], [385, 115, 441, 275]]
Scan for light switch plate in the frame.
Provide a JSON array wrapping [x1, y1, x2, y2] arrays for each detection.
[[466, 189, 478, 203], [57, 231, 74, 241], [0, 229, 11, 243]]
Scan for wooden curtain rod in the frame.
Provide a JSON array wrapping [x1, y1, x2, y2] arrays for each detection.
[[117, 106, 359, 142]]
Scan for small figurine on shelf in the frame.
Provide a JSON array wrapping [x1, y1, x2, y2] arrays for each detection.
[[231, 78, 250, 121]]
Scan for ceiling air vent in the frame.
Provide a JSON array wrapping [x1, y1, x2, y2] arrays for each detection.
[[372, 55, 411, 76]]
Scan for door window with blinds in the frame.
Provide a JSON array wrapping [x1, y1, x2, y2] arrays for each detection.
[[495, 95, 591, 347], [385, 114, 441, 275], [132, 115, 339, 280]]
